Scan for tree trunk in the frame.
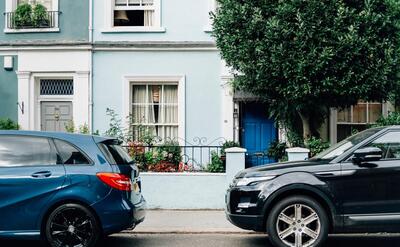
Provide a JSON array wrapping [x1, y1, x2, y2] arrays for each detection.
[[298, 111, 311, 141]]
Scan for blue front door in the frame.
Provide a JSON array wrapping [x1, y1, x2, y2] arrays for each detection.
[[241, 103, 277, 167]]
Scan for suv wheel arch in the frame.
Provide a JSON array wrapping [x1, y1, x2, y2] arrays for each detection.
[[262, 185, 336, 233]]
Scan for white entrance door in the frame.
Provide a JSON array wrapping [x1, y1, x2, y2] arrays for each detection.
[[41, 102, 73, 132]]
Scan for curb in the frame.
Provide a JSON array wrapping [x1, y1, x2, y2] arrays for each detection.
[[121, 231, 260, 235]]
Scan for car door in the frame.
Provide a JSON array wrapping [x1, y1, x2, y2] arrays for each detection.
[[339, 131, 400, 230], [0, 135, 66, 233]]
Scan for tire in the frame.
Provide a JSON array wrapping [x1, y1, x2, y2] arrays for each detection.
[[266, 196, 329, 247], [44, 203, 101, 247]]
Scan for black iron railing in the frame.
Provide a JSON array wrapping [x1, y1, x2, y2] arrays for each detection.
[[124, 145, 224, 172], [4, 11, 60, 29]]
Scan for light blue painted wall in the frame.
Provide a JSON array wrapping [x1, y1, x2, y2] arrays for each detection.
[[140, 150, 245, 209], [0, 0, 89, 42], [93, 51, 222, 142], [93, 0, 213, 42], [0, 56, 18, 121], [141, 173, 226, 209]]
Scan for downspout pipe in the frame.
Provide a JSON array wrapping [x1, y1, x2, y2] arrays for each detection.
[[89, 0, 94, 133]]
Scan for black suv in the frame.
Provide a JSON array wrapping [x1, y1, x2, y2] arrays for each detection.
[[226, 126, 400, 247]]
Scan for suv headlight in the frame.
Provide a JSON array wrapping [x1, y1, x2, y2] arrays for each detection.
[[236, 176, 276, 186]]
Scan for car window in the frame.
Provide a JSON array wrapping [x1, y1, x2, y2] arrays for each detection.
[[363, 131, 400, 160], [0, 136, 57, 167], [54, 139, 90, 165], [314, 127, 383, 160], [98, 141, 132, 165]]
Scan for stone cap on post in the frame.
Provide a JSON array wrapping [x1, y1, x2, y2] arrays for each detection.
[[225, 147, 247, 153], [286, 147, 310, 162]]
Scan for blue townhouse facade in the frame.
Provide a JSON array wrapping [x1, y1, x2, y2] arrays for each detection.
[[0, 0, 393, 166], [91, 0, 279, 160], [0, 0, 91, 132]]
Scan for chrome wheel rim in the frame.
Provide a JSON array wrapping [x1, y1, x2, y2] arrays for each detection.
[[48, 207, 95, 247], [276, 204, 321, 247]]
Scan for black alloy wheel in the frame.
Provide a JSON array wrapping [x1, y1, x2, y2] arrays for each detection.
[[45, 203, 101, 247]]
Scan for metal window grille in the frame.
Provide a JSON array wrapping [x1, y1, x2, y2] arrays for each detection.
[[40, 79, 74, 95]]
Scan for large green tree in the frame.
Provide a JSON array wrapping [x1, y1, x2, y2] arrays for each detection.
[[213, 0, 400, 139]]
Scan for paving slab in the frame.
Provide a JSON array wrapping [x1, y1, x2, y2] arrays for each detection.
[[129, 210, 253, 234]]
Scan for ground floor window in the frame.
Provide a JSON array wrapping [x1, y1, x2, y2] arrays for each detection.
[[336, 101, 385, 142], [131, 83, 178, 141]]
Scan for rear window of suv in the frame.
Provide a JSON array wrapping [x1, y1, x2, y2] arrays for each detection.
[[98, 140, 133, 165]]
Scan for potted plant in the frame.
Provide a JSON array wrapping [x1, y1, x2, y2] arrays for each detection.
[[13, 3, 33, 28], [32, 3, 49, 27]]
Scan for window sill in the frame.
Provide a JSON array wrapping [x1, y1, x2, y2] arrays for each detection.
[[101, 27, 166, 33], [4, 28, 60, 34]]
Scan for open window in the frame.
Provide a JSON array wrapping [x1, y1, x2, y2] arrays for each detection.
[[104, 0, 163, 32]]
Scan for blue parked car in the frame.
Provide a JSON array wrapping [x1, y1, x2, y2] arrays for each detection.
[[0, 131, 146, 247]]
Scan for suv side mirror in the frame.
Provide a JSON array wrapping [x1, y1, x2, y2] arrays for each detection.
[[352, 147, 382, 164]]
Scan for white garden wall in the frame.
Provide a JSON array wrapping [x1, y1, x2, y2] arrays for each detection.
[[140, 147, 247, 209]]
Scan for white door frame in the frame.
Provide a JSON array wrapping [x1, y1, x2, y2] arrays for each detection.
[[17, 72, 90, 131], [35, 75, 74, 131]]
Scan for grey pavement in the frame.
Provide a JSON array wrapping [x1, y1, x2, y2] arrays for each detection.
[[132, 210, 250, 233]]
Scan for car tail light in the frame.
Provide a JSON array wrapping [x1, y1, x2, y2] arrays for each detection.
[[97, 173, 132, 191]]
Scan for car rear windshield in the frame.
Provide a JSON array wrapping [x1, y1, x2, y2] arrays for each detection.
[[98, 140, 133, 165]]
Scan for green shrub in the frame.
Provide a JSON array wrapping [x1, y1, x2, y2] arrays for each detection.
[[372, 112, 400, 127], [0, 118, 19, 130], [267, 141, 287, 161], [155, 140, 182, 166], [306, 137, 330, 157], [65, 120, 75, 133], [207, 151, 225, 173], [14, 3, 33, 28], [221, 141, 240, 156], [32, 4, 49, 27]]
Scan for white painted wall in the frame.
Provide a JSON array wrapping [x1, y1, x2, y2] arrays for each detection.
[[140, 147, 247, 209], [141, 173, 227, 209], [16, 50, 91, 131]]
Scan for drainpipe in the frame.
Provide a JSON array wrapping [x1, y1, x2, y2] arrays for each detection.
[[88, 0, 94, 133]]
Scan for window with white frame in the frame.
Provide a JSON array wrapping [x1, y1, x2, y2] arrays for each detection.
[[5, 0, 58, 31], [114, 0, 158, 27], [131, 84, 178, 141]]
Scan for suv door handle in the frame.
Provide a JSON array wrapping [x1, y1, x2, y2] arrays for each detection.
[[31, 171, 52, 178]]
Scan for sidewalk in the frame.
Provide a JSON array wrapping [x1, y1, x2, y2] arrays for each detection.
[[129, 210, 253, 234]]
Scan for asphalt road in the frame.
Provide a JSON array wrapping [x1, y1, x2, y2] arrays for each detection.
[[2, 233, 400, 247]]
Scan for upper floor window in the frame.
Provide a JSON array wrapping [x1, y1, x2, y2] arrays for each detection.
[[4, 0, 59, 33], [103, 0, 164, 32], [114, 0, 155, 27]]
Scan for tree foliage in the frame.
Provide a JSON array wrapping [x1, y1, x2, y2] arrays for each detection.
[[213, 0, 400, 138]]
